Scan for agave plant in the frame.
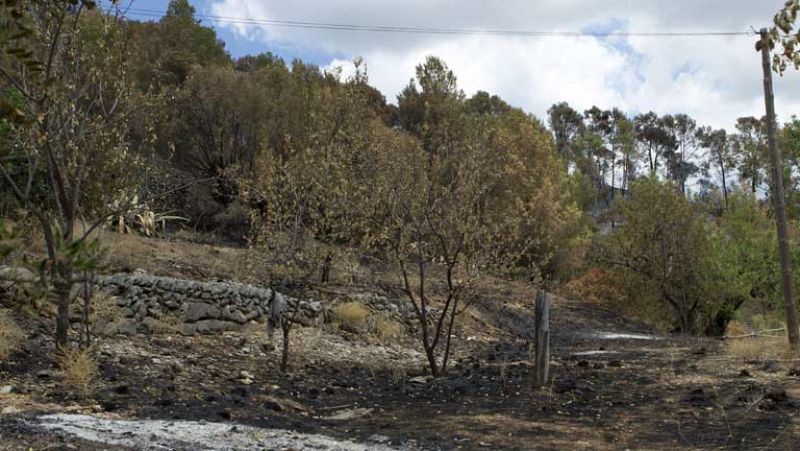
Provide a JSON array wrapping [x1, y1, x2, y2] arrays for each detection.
[[109, 201, 188, 237]]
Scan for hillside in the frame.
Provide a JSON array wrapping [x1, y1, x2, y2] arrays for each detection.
[[2, 234, 800, 450]]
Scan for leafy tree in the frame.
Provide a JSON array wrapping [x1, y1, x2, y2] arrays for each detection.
[[547, 102, 585, 164], [635, 112, 676, 175], [583, 106, 615, 190], [371, 59, 581, 376], [466, 90, 511, 117], [610, 109, 637, 191], [0, 2, 156, 348], [603, 177, 709, 333], [397, 56, 465, 154], [778, 116, 800, 218], [704, 193, 779, 335], [697, 127, 735, 210], [128, 0, 230, 88], [662, 114, 699, 195], [733, 116, 768, 194]]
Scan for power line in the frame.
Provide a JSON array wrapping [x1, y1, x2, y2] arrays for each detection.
[[123, 7, 754, 38]]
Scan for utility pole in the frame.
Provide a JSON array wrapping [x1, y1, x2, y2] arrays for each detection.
[[760, 28, 800, 349]]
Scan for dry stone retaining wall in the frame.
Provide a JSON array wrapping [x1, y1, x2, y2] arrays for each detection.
[[97, 273, 327, 335]]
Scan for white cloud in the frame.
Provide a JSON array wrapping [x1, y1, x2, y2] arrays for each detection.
[[208, 0, 800, 131]]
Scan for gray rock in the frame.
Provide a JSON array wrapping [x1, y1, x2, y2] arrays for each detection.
[[184, 302, 221, 322], [244, 309, 261, 321], [194, 320, 234, 334], [116, 320, 139, 336], [225, 308, 248, 324], [141, 317, 159, 332], [181, 323, 197, 336], [0, 265, 36, 284], [36, 369, 56, 379], [1, 406, 20, 415]]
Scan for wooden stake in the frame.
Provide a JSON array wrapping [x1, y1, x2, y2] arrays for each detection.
[[760, 28, 800, 349], [534, 290, 550, 388]]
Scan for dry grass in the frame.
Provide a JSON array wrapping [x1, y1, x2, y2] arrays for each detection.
[[725, 320, 748, 336], [58, 347, 99, 399], [332, 302, 370, 331], [725, 336, 797, 362], [0, 309, 24, 359], [370, 315, 403, 340], [150, 312, 183, 335], [90, 291, 126, 336]]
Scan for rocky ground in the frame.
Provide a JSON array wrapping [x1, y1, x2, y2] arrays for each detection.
[[3, 293, 800, 450], [3, 234, 800, 450]]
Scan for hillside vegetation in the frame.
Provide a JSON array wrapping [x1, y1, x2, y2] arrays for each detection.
[[3, 1, 800, 449]]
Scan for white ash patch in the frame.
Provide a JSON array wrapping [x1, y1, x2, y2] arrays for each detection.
[[571, 350, 622, 356], [32, 414, 410, 450], [591, 332, 662, 340]]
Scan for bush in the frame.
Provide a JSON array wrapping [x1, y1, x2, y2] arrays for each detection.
[[332, 302, 370, 331], [0, 309, 24, 359], [750, 313, 786, 332], [58, 347, 99, 398], [90, 292, 124, 336], [726, 336, 793, 362]]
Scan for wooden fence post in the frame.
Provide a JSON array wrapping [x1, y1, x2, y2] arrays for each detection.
[[534, 290, 550, 388]]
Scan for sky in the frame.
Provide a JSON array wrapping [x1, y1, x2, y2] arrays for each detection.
[[122, 0, 800, 132]]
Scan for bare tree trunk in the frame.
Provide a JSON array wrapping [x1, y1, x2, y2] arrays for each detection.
[[440, 297, 459, 375], [55, 278, 72, 350], [424, 344, 440, 377], [280, 320, 291, 372], [82, 271, 94, 348], [720, 159, 729, 210]]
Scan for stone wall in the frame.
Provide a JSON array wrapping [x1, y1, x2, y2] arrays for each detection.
[[97, 273, 327, 335]]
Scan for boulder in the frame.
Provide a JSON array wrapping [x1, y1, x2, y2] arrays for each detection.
[[184, 302, 221, 322], [115, 320, 139, 336], [194, 319, 237, 334]]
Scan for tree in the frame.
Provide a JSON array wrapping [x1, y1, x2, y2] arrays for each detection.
[[610, 109, 637, 191], [245, 62, 384, 370], [371, 58, 581, 376], [584, 106, 615, 190], [697, 127, 735, 210], [397, 56, 466, 157], [705, 194, 779, 336], [466, 90, 511, 117], [777, 116, 800, 218], [0, 2, 156, 349], [547, 102, 584, 163], [733, 116, 768, 194], [662, 114, 699, 195], [635, 112, 676, 175], [128, 0, 230, 88], [605, 177, 710, 333]]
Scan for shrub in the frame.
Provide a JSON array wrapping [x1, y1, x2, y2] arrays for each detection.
[[725, 320, 749, 337], [0, 309, 24, 359], [726, 336, 794, 362], [332, 302, 370, 331], [58, 347, 99, 399], [750, 313, 786, 332], [90, 292, 124, 336]]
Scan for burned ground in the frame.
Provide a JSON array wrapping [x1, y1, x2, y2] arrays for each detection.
[[2, 235, 800, 450]]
